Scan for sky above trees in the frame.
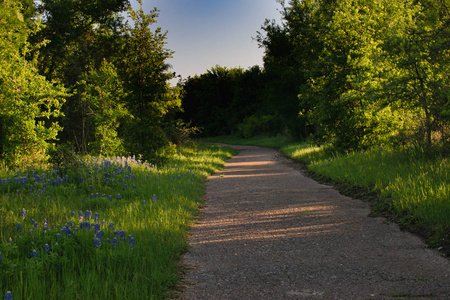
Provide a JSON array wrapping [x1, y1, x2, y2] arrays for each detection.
[[131, 0, 282, 81]]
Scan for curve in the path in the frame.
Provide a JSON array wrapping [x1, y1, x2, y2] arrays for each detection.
[[179, 145, 450, 300]]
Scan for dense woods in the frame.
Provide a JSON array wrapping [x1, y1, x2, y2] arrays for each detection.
[[1, 0, 449, 168], [181, 0, 449, 152], [0, 0, 182, 166]]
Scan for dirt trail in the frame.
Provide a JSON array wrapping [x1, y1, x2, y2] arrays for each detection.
[[178, 145, 450, 299]]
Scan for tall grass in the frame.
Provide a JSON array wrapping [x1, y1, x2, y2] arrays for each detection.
[[206, 136, 450, 250], [0, 144, 237, 299]]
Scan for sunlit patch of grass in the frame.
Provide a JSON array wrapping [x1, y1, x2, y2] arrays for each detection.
[[0, 144, 237, 299]]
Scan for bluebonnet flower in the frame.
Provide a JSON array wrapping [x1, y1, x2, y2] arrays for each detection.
[[68, 220, 73, 227], [90, 185, 93, 190], [56, 233, 61, 239], [123, 184, 127, 191], [95, 223, 100, 232], [16, 223, 22, 232], [4, 291, 13, 299], [133, 185, 136, 189], [80, 178, 84, 183], [44, 244, 50, 254], [8, 238, 12, 243], [94, 238, 101, 248], [112, 237, 118, 248], [128, 235, 135, 248], [22, 208, 26, 219], [108, 195, 112, 201], [105, 238, 111, 243], [152, 194, 157, 203], [102, 220, 106, 226], [85, 211, 92, 221], [30, 250, 38, 258], [117, 194, 121, 200], [31, 220, 38, 228], [109, 222, 114, 231], [61, 226, 71, 236], [142, 200, 146, 204], [95, 193, 99, 198], [96, 230, 104, 240], [94, 213, 99, 223], [0, 253, 3, 263], [114, 230, 126, 241], [90, 193, 94, 199]]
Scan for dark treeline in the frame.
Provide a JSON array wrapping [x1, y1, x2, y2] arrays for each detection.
[[0, 0, 183, 166], [181, 0, 449, 152]]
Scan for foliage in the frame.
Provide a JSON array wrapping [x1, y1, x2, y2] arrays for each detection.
[[237, 115, 280, 138], [76, 60, 129, 156], [120, 0, 182, 160], [0, 0, 66, 167], [181, 65, 269, 137]]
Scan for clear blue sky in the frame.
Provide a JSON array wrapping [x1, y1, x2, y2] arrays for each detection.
[[130, 0, 282, 82]]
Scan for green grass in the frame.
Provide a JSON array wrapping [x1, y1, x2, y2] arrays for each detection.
[[205, 136, 450, 252], [0, 144, 238, 299]]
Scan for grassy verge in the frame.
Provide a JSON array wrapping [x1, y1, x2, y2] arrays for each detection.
[[204, 136, 450, 254], [0, 144, 238, 299]]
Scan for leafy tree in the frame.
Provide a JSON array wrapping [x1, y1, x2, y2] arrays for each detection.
[[120, 0, 182, 159], [381, 0, 450, 147], [0, 0, 66, 166], [76, 60, 129, 156], [257, 0, 318, 139]]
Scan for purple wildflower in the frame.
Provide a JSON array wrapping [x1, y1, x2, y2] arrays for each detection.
[[44, 244, 50, 254], [112, 237, 118, 248], [16, 223, 22, 232], [30, 250, 38, 258], [4, 291, 13, 300], [94, 238, 101, 248], [22, 208, 26, 219], [128, 235, 135, 248], [109, 222, 114, 231], [152, 194, 157, 203]]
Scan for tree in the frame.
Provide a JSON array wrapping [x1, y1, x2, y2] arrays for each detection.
[[0, 0, 66, 166], [76, 60, 129, 156], [381, 0, 450, 147], [120, 0, 182, 159]]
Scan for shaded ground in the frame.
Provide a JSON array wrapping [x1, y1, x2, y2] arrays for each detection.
[[177, 145, 450, 299]]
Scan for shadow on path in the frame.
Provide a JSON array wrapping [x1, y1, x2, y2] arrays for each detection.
[[179, 145, 450, 300]]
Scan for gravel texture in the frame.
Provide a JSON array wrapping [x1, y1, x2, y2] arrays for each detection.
[[177, 145, 450, 299]]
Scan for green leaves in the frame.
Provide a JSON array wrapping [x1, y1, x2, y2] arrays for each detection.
[[76, 60, 129, 156], [0, 0, 66, 166]]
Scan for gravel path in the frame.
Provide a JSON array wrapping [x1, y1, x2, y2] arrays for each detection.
[[178, 145, 450, 299]]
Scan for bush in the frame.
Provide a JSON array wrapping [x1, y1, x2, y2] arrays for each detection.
[[238, 115, 280, 138]]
